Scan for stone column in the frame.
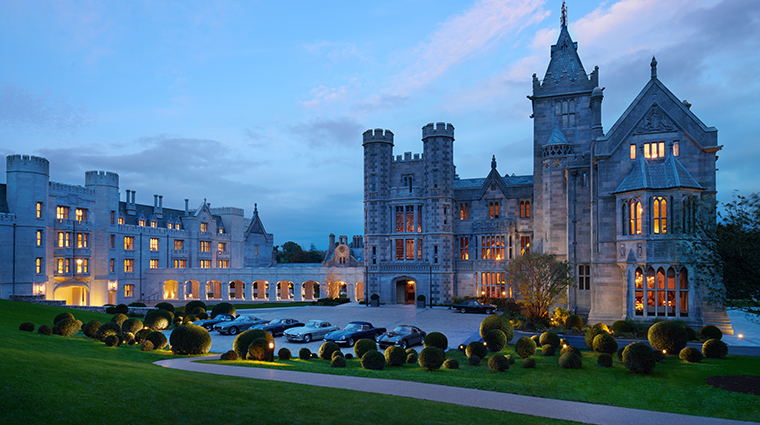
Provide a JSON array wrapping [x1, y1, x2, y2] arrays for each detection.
[[268, 281, 278, 301], [200, 282, 208, 301]]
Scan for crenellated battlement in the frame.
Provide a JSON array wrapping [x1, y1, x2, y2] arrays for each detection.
[[85, 170, 119, 187], [6, 154, 49, 175], [422, 122, 454, 139], [49, 182, 95, 197], [210, 207, 244, 216], [362, 128, 394, 145], [393, 151, 423, 163]]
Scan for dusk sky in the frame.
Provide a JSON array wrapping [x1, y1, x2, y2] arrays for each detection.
[[1, 0, 758, 250]]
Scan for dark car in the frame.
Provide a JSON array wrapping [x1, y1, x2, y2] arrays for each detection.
[[251, 318, 304, 336], [325, 321, 387, 346], [214, 315, 269, 335], [377, 325, 426, 349], [193, 313, 236, 331], [452, 299, 497, 314]]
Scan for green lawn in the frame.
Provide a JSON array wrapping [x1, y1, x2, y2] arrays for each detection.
[[0, 300, 577, 425]]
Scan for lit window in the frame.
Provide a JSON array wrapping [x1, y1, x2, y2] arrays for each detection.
[[405, 239, 414, 260], [200, 241, 211, 252], [174, 259, 187, 269], [124, 236, 135, 250], [459, 237, 469, 260], [124, 284, 134, 298], [480, 235, 505, 260], [520, 236, 531, 255], [489, 202, 500, 219], [578, 265, 591, 290], [630, 144, 636, 160], [174, 240, 184, 250], [139, 219, 145, 227], [200, 260, 211, 268], [520, 200, 531, 218], [110, 211, 115, 225], [218, 242, 227, 253], [624, 198, 643, 235], [36, 202, 43, 219], [200, 222, 208, 233], [218, 259, 229, 268], [150, 238, 159, 251], [75, 258, 88, 274], [643, 142, 666, 159], [150, 221, 157, 228], [75, 208, 87, 221], [480, 272, 506, 298], [673, 141, 679, 157], [395, 239, 404, 260], [110, 234, 115, 249], [635, 266, 687, 317], [109, 259, 114, 273], [124, 259, 134, 273], [56, 206, 70, 220], [36, 258, 43, 274], [218, 227, 223, 234], [76, 233, 89, 248], [653, 196, 668, 234], [168, 222, 173, 229], [417, 238, 423, 260], [459, 203, 469, 220], [56, 258, 64, 274], [150, 259, 159, 269], [118, 217, 124, 225], [36, 230, 43, 246]]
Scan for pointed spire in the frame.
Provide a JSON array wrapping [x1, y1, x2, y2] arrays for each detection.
[[491, 155, 497, 170], [651, 56, 658, 79], [561, 1, 567, 27], [254, 203, 258, 214]]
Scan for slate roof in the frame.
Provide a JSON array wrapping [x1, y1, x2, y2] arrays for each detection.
[[454, 175, 533, 189], [614, 154, 703, 194], [545, 125, 569, 145], [543, 25, 586, 81]]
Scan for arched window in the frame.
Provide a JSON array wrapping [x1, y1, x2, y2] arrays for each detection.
[[653, 196, 668, 234], [636, 265, 688, 318], [679, 268, 688, 317], [682, 196, 695, 234], [627, 198, 642, 235], [520, 201, 531, 218], [667, 267, 676, 316], [646, 267, 656, 316], [634, 268, 644, 316], [621, 201, 629, 235]]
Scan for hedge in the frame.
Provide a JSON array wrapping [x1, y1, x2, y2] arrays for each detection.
[[170, 324, 212, 355]]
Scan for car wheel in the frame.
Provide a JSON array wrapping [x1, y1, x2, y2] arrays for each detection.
[[347, 337, 355, 347], [400, 340, 408, 349], [486, 309, 493, 314], [229, 326, 239, 335], [205, 325, 213, 331], [303, 334, 312, 343], [459, 308, 466, 314]]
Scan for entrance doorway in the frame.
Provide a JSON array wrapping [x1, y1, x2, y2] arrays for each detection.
[[395, 279, 415, 304]]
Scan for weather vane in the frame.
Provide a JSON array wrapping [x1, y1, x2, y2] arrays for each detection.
[[561, 1, 567, 27]]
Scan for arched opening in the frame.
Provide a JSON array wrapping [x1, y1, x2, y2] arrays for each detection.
[[54, 283, 89, 306], [339, 282, 347, 298], [208, 280, 222, 299], [230, 280, 244, 299], [185, 280, 199, 299], [253, 280, 268, 300], [277, 281, 293, 300], [302, 280, 317, 301], [394, 278, 415, 304], [355, 281, 364, 301], [164, 280, 178, 300]]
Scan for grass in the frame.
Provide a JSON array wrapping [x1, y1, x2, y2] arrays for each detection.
[[207, 301, 313, 310], [0, 300, 578, 425], [207, 343, 760, 422]]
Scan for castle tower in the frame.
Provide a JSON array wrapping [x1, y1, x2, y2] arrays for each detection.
[[363, 128, 394, 296], [6, 155, 50, 225], [85, 171, 120, 281]]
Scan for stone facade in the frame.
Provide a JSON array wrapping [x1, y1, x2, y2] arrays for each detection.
[[363, 20, 730, 331]]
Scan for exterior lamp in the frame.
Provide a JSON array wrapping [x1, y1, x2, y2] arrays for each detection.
[[37, 284, 45, 295], [738, 334, 744, 338], [268, 341, 275, 362], [109, 280, 117, 291]]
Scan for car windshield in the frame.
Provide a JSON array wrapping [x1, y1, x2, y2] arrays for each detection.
[[269, 319, 284, 325], [394, 326, 411, 333], [235, 316, 256, 322], [304, 320, 320, 328], [345, 323, 362, 331]]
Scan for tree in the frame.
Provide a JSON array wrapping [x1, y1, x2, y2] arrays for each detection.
[[506, 252, 574, 322], [322, 268, 343, 299]]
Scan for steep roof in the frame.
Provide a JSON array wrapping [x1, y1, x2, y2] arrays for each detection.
[[543, 23, 586, 82], [545, 125, 569, 146], [614, 154, 703, 194]]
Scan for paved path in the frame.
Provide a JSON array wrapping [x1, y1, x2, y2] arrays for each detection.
[[156, 356, 757, 425]]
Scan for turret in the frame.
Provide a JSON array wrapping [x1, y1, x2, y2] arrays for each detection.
[[85, 170, 120, 227], [422, 122, 455, 194], [591, 83, 604, 139], [5, 155, 50, 224]]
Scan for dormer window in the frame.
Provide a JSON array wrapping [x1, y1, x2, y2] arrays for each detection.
[[139, 219, 145, 227], [200, 222, 208, 233], [150, 221, 157, 228]]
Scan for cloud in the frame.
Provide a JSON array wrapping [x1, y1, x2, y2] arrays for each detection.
[[288, 116, 364, 147], [301, 84, 351, 108], [0, 83, 96, 134], [303, 41, 366, 62]]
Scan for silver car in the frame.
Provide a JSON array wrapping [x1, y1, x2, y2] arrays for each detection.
[[283, 319, 338, 343]]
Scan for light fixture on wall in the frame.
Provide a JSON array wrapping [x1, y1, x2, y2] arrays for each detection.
[[36, 284, 45, 295], [108, 280, 117, 292]]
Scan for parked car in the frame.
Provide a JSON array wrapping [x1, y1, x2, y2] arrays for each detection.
[[251, 318, 304, 336], [451, 299, 497, 314], [193, 313, 236, 331], [214, 315, 269, 335], [325, 321, 387, 347], [284, 320, 338, 343], [377, 325, 426, 349]]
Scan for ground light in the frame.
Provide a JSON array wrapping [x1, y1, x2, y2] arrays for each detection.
[[268, 341, 275, 362]]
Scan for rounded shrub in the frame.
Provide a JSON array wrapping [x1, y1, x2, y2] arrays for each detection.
[[654, 349, 666, 362], [105, 306, 116, 314], [480, 315, 514, 342], [170, 324, 212, 355], [679, 347, 703, 363], [97, 322, 122, 341], [361, 350, 386, 370], [155, 302, 175, 313], [197, 312, 209, 320], [541, 344, 556, 356], [192, 307, 206, 315], [278, 348, 292, 360], [560, 345, 581, 357], [584, 328, 607, 349], [488, 354, 510, 372], [683, 325, 697, 341], [564, 314, 583, 330], [700, 325, 723, 341], [559, 338, 570, 348], [53, 312, 75, 324], [385, 346, 407, 366], [418, 347, 446, 371], [54, 318, 80, 337], [127, 339, 137, 346], [406, 348, 418, 357], [221, 350, 238, 361], [611, 319, 636, 334], [211, 302, 236, 318], [597, 353, 613, 367], [406, 352, 418, 364], [592, 322, 610, 333], [145, 331, 168, 350], [443, 358, 460, 369], [558, 352, 583, 369], [233, 329, 274, 359], [331, 350, 344, 360], [247, 337, 272, 361], [622, 342, 656, 374], [648, 321, 688, 355], [184, 300, 206, 314], [468, 355, 481, 366], [121, 318, 143, 335], [593, 333, 618, 354], [19, 322, 35, 332], [345, 353, 354, 360], [38, 324, 52, 335], [539, 331, 560, 348], [144, 309, 173, 330], [465, 341, 488, 359], [515, 336, 537, 359], [530, 334, 540, 344], [354, 338, 378, 359], [82, 320, 102, 338], [506, 354, 515, 365], [111, 313, 129, 326], [484, 329, 507, 352], [702, 338, 728, 359], [114, 304, 129, 314], [298, 348, 311, 360], [617, 347, 625, 362], [182, 314, 197, 325], [523, 358, 536, 368], [319, 341, 341, 360], [104, 334, 121, 347], [423, 332, 449, 350], [331, 356, 347, 368], [124, 331, 135, 341], [135, 328, 151, 344], [141, 340, 154, 351]]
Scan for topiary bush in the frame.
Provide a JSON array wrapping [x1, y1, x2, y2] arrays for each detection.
[[560, 345, 581, 357], [597, 353, 613, 367], [465, 341, 488, 359], [19, 322, 35, 332], [484, 329, 507, 352], [121, 318, 143, 335], [593, 333, 618, 354], [506, 354, 515, 365], [221, 350, 238, 361], [155, 302, 175, 313], [700, 325, 723, 341], [111, 313, 128, 326], [354, 338, 378, 359], [679, 347, 703, 363], [38, 324, 52, 335], [702, 338, 728, 359], [192, 307, 206, 315], [114, 304, 129, 314], [129, 302, 147, 307], [523, 358, 536, 368], [564, 314, 583, 330], [617, 347, 625, 362], [298, 348, 311, 360], [443, 358, 460, 369], [385, 346, 407, 366], [406, 352, 418, 364], [97, 322, 122, 341], [233, 329, 274, 359], [584, 328, 607, 349], [145, 331, 168, 350], [559, 338, 569, 348], [684, 326, 697, 341], [361, 350, 386, 370], [530, 334, 540, 344], [211, 302, 236, 318], [105, 306, 116, 314], [515, 336, 537, 359], [53, 312, 75, 324], [539, 331, 560, 348], [418, 347, 445, 371], [127, 339, 137, 346], [182, 314, 197, 325], [278, 348, 292, 360], [184, 300, 206, 314], [648, 321, 688, 355], [53, 318, 81, 337], [104, 334, 121, 347], [170, 324, 212, 355], [558, 352, 582, 369], [144, 309, 173, 330], [479, 315, 514, 342], [488, 354, 510, 372], [331, 350, 344, 360], [134, 328, 151, 344], [611, 319, 636, 334], [345, 353, 354, 360], [592, 322, 610, 333], [468, 355, 481, 366], [622, 342, 656, 374], [141, 340, 154, 351], [82, 320, 102, 338], [541, 344, 556, 356], [331, 356, 347, 368], [319, 342, 341, 360], [197, 312, 209, 320], [247, 337, 272, 360], [423, 332, 449, 350]]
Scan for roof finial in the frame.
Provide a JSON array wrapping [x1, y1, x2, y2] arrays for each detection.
[[491, 155, 497, 170], [203, 197, 207, 205], [561, 1, 567, 27], [651, 56, 658, 79]]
